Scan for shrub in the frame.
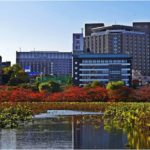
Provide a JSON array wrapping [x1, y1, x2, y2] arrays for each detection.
[[0, 105, 32, 128], [106, 81, 124, 90], [134, 85, 150, 102], [89, 80, 105, 88], [39, 82, 51, 92], [132, 79, 139, 89], [47, 86, 108, 102], [38, 81, 61, 93], [108, 86, 135, 102]]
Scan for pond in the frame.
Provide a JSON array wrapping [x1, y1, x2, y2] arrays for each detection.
[[0, 110, 149, 149]]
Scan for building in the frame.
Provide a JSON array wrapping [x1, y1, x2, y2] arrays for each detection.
[[0, 56, 2, 84], [73, 33, 84, 53], [73, 54, 132, 86], [84, 23, 150, 76], [16, 51, 72, 76], [85, 23, 104, 36], [2, 61, 11, 68]]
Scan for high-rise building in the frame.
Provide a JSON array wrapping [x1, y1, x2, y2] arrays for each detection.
[[73, 33, 84, 53], [85, 23, 104, 36], [16, 51, 72, 76], [73, 54, 132, 86], [132, 22, 150, 76], [84, 23, 150, 76]]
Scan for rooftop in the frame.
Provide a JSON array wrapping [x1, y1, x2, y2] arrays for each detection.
[[16, 51, 72, 53], [92, 24, 140, 33]]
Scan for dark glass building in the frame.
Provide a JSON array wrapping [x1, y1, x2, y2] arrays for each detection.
[[16, 51, 72, 76], [73, 53, 132, 86], [2, 61, 11, 68]]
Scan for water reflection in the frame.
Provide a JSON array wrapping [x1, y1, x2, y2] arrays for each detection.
[[0, 115, 149, 149]]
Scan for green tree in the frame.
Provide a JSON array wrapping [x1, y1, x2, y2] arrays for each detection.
[[90, 80, 105, 88], [2, 66, 12, 84], [106, 81, 125, 90], [66, 76, 73, 86], [39, 81, 61, 93], [2, 64, 29, 85]]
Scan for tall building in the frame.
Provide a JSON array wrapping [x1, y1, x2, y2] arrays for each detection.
[[73, 54, 132, 86], [84, 23, 150, 76], [16, 51, 72, 76], [132, 22, 150, 76], [85, 23, 104, 36], [73, 33, 84, 53]]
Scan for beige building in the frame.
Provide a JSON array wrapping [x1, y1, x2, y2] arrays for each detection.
[[84, 23, 150, 76]]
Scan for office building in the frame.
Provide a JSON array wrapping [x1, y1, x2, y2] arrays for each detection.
[[2, 61, 11, 68], [16, 51, 72, 76], [73, 54, 132, 86], [84, 23, 150, 76], [85, 23, 104, 36], [73, 33, 84, 53]]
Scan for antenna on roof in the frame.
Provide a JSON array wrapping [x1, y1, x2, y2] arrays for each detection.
[[33, 48, 35, 51], [19, 47, 21, 52], [81, 28, 83, 34]]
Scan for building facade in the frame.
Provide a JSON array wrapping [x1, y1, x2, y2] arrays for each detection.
[[16, 51, 72, 76], [73, 54, 132, 86], [85, 23, 104, 36], [84, 23, 150, 76], [73, 33, 84, 53], [2, 61, 11, 68]]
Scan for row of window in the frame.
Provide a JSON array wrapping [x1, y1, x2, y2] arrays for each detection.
[[82, 59, 128, 63]]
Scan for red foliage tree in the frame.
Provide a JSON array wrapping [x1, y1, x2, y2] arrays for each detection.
[[46, 86, 108, 102], [134, 85, 150, 102], [108, 86, 135, 102]]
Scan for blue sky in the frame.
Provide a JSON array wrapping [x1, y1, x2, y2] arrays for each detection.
[[0, 1, 150, 64]]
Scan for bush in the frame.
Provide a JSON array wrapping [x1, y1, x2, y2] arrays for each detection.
[[0, 105, 32, 128], [47, 86, 108, 102], [108, 86, 135, 102], [132, 79, 139, 89], [0, 86, 45, 102], [134, 85, 150, 102], [87, 80, 105, 88], [38, 81, 61, 93], [106, 81, 124, 90], [18, 83, 39, 91], [7, 77, 26, 86]]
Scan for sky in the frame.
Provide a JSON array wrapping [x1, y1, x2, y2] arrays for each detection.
[[0, 1, 150, 64]]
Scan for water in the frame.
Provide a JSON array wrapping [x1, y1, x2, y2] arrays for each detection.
[[0, 113, 149, 149]]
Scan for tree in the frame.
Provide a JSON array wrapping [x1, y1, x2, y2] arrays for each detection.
[[90, 80, 105, 88], [2, 64, 29, 85], [66, 76, 73, 86], [106, 81, 124, 90], [132, 79, 139, 89], [39, 81, 61, 93], [108, 86, 134, 102], [2, 67, 12, 84]]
